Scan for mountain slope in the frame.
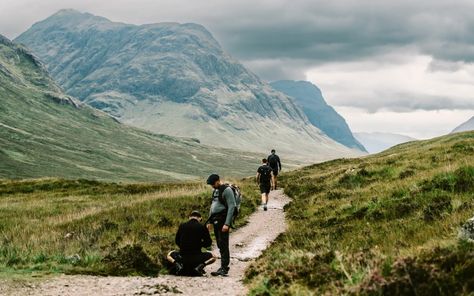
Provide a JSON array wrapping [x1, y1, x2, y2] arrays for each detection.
[[452, 116, 474, 133], [354, 132, 416, 154], [0, 35, 260, 182], [270, 80, 366, 152], [15, 9, 357, 160], [247, 131, 474, 295]]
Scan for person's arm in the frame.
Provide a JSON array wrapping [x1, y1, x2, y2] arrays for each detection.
[[256, 172, 260, 183], [175, 225, 182, 247], [277, 156, 282, 171], [202, 225, 212, 249], [223, 187, 236, 227]]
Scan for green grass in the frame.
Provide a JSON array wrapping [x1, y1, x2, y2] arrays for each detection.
[[0, 178, 261, 276], [245, 131, 474, 295]]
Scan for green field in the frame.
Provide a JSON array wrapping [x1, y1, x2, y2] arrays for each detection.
[[246, 131, 474, 295], [0, 178, 260, 277]]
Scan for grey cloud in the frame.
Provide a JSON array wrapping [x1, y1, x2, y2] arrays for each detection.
[[335, 92, 474, 113], [2, 0, 474, 114]]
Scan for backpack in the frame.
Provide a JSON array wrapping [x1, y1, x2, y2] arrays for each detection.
[[259, 165, 273, 183], [217, 183, 242, 225], [268, 154, 278, 167]]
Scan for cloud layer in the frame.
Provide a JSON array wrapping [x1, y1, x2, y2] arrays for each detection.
[[1, 0, 473, 136]]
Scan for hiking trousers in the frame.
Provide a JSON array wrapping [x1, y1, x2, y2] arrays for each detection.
[[213, 218, 230, 269]]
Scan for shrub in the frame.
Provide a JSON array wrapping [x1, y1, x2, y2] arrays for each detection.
[[423, 193, 452, 221]]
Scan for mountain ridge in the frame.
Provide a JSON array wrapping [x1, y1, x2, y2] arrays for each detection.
[[270, 80, 366, 152], [0, 34, 261, 182], [452, 116, 474, 133], [15, 10, 359, 161], [354, 132, 416, 154]]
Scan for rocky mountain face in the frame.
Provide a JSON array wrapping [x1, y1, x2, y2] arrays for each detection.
[[452, 116, 474, 133], [15, 9, 357, 161], [354, 132, 416, 154], [0, 34, 261, 182], [270, 80, 366, 152]]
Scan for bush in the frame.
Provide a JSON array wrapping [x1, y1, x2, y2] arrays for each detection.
[[358, 242, 474, 296], [423, 194, 452, 221], [422, 166, 474, 193], [101, 244, 159, 276]]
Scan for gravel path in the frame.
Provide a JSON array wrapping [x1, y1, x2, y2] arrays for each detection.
[[1, 190, 290, 296]]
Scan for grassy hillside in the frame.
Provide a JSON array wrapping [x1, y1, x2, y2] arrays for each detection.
[[0, 35, 260, 182], [246, 131, 474, 295], [0, 178, 260, 276]]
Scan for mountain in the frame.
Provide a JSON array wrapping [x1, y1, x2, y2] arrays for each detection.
[[270, 80, 366, 152], [452, 116, 474, 133], [354, 132, 416, 154], [15, 9, 357, 161], [0, 35, 260, 182]]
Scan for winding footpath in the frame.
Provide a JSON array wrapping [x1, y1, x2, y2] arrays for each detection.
[[1, 190, 290, 296]]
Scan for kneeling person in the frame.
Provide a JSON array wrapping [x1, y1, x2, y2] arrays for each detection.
[[167, 210, 216, 276]]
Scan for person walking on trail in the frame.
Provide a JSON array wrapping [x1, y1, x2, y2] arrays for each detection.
[[206, 174, 236, 277], [257, 158, 273, 211], [166, 210, 216, 276], [267, 149, 282, 190]]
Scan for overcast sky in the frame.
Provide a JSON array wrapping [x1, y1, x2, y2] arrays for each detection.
[[1, 0, 473, 138]]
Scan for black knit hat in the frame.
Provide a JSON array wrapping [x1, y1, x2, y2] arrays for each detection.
[[206, 174, 220, 185]]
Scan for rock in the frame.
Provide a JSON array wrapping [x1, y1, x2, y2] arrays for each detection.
[[459, 217, 474, 241], [65, 254, 81, 264], [64, 232, 75, 239]]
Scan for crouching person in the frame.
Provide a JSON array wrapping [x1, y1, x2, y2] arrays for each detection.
[[166, 210, 216, 276]]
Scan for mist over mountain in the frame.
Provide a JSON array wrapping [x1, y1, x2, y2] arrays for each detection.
[[354, 132, 416, 154], [15, 9, 358, 160], [0, 34, 260, 181], [452, 116, 474, 134], [270, 80, 366, 152]]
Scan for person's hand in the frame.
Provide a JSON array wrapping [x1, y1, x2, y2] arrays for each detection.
[[222, 225, 230, 232], [207, 224, 213, 231]]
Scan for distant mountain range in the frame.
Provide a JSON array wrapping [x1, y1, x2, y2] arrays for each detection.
[[452, 116, 474, 133], [15, 9, 358, 160], [270, 80, 366, 152], [0, 34, 261, 182], [354, 132, 416, 154]]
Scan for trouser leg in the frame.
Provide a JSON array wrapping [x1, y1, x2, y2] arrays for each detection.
[[213, 220, 230, 269]]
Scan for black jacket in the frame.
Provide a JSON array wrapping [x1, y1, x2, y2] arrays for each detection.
[[175, 219, 212, 255]]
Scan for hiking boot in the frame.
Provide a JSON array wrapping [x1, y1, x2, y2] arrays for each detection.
[[174, 261, 184, 275], [194, 263, 206, 276], [211, 267, 229, 277], [264, 205, 268, 211]]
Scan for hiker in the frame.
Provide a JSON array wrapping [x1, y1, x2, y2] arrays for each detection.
[[206, 174, 236, 276], [257, 158, 273, 211], [166, 210, 216, 276], [267, 149, 282, 190]]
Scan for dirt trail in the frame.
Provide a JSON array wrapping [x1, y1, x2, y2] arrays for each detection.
[[1, 190, 290, 296]]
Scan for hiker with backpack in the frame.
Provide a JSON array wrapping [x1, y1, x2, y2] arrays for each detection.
[[257, 158, 273, 211], [267, 149, 282, 190], [205, 174, 242, 276], [166, 210, 216, 276]]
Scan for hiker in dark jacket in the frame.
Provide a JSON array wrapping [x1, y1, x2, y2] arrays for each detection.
[[257, 158, 273, 211], [267, 149, 282, 190], [206, 174, 236, 277], [166, 210, 216, 276]]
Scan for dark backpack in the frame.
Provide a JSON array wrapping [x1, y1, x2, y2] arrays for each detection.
[[268, 154, 278, 167], [259, 165, 273, 183], [217, 184, 242, 224]]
